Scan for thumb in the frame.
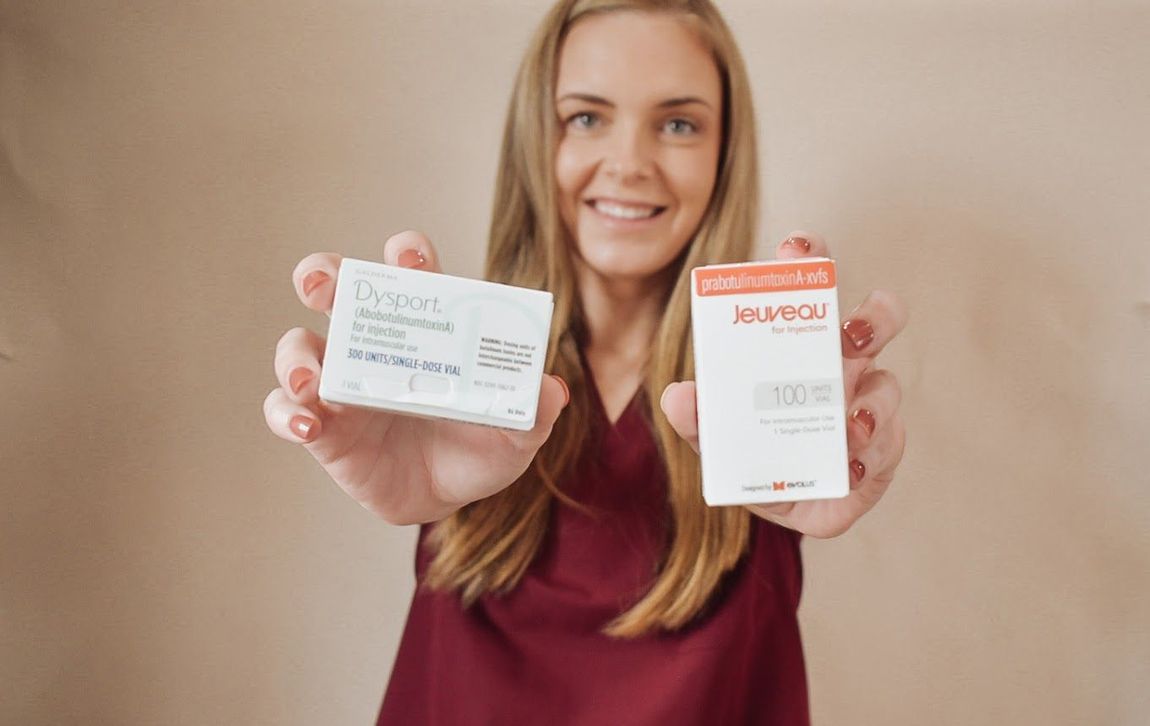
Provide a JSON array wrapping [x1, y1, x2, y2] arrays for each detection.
[[506, 374, 570, 451], [660, 381, 700, 455], [537, 373, 570, 428], [383, 229, 444, 273]]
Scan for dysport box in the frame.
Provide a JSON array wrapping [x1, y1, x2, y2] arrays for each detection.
[[318, 257, 554, 431]]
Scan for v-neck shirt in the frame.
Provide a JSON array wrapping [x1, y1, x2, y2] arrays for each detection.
[[377, 354, 810, 725]]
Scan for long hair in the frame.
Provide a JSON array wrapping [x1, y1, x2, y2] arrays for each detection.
[[424, 0, 759, 638]]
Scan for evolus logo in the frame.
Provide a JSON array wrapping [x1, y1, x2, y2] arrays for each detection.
[[773, 480, 816, 490]]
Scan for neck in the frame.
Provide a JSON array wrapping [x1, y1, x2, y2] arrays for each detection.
[[574, 259, 678, 363]]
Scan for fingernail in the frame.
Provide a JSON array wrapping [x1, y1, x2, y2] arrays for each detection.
[[783, 236, 811, 252], [851, 408, 876, 437], [552, 374, 570, 407], [660, 381, 680, 409], [850, 459, 866, 484], [289, 367, 313, 395], [398, 249, 427, 269], [302, 270, 329, 296], [290, 415, 319, 442], [842, 318, 875, 351]]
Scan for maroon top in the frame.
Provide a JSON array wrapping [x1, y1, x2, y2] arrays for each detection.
[[377, 368, 810, 725]]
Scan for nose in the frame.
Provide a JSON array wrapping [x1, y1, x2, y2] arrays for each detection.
[[603, 121, 654, 181]]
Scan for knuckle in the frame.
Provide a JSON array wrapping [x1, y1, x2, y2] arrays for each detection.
[[812, 520, 852, 539], [507, 428, 542, 458], [287, 326, 313, 345], [262, 388, 284, 423], [863, 288, 895, 313], [875, 417, 905, 466], [868, 288, 909, 327], [859, 368, 901, 414], [888, 374, 903, 405], [275, 327, 309, 359], [872, 368, 901, 397], [306, 327, 326, 348]]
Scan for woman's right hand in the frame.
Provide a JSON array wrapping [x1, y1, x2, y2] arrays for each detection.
[[262, 230, 570, 525]]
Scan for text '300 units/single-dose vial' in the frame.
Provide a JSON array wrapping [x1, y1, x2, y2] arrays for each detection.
[[691, 257, 849, 505], [319, 257, 554, 431]]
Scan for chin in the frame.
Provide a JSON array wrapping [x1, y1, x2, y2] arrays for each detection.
[[576, 245, 685, 284]]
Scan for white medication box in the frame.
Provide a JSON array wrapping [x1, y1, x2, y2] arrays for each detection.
[[690, 257, 849, 505], [318, 257, 554, 431]]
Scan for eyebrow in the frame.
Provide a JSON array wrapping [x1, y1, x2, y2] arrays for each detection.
[[556, 92, 714, 110]]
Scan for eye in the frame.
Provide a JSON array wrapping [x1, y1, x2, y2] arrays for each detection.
[[664, 118, 699, 135], [566, 111, 600, 130]]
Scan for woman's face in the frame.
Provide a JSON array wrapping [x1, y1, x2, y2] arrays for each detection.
[[554, 11, 723, 286]]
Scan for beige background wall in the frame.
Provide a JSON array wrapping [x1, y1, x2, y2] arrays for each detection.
[[2, 1, 1147, 724]]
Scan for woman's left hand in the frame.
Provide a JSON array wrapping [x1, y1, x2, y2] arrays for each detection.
[[661, 230, 908, 539]]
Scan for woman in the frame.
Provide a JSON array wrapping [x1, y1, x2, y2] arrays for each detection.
[[264, 1, 907, 723]]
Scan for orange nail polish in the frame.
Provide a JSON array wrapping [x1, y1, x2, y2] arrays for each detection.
[[851, 408, 876, 437], [290, 415, 318, 441], [850, 459, 866, 484], [783, 236, 811, 252], [842, 318, 875, 351], [289, 367, 313, 395], [553, 375, 570, 407], [302, 270, 329, 296], [398, 249, 427, 269]]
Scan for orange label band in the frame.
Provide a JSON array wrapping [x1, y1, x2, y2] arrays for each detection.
[[694, 260, 836, 297]]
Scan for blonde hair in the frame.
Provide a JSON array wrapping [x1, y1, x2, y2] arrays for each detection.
[[425, 0, 758, 638]]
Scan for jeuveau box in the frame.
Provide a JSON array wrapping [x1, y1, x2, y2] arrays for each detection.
[[319, 257, 554, 431], [690, 257, 849, 505]]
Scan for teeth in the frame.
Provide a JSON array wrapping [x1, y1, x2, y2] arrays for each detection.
[[593, 200, 660, 220]]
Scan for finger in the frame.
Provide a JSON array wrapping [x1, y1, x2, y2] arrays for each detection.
[[502, 374, 571, 451], [847, 411, 905, 504], [745, 500, 797, 529], [659, 381, 700, 454], [842, 356, 874, 401], [292, 252, 343, 319], [382, 230, 444, 274], [274, 326, 327, 404], [845, 368, 902, 453], [531, 374, 571, 432], [775, 229, 830, 260], [840, 289, 909, 359], [263, 387, 324, 444]]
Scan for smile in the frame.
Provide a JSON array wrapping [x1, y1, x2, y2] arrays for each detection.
[[586, 199, 667, 221]]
